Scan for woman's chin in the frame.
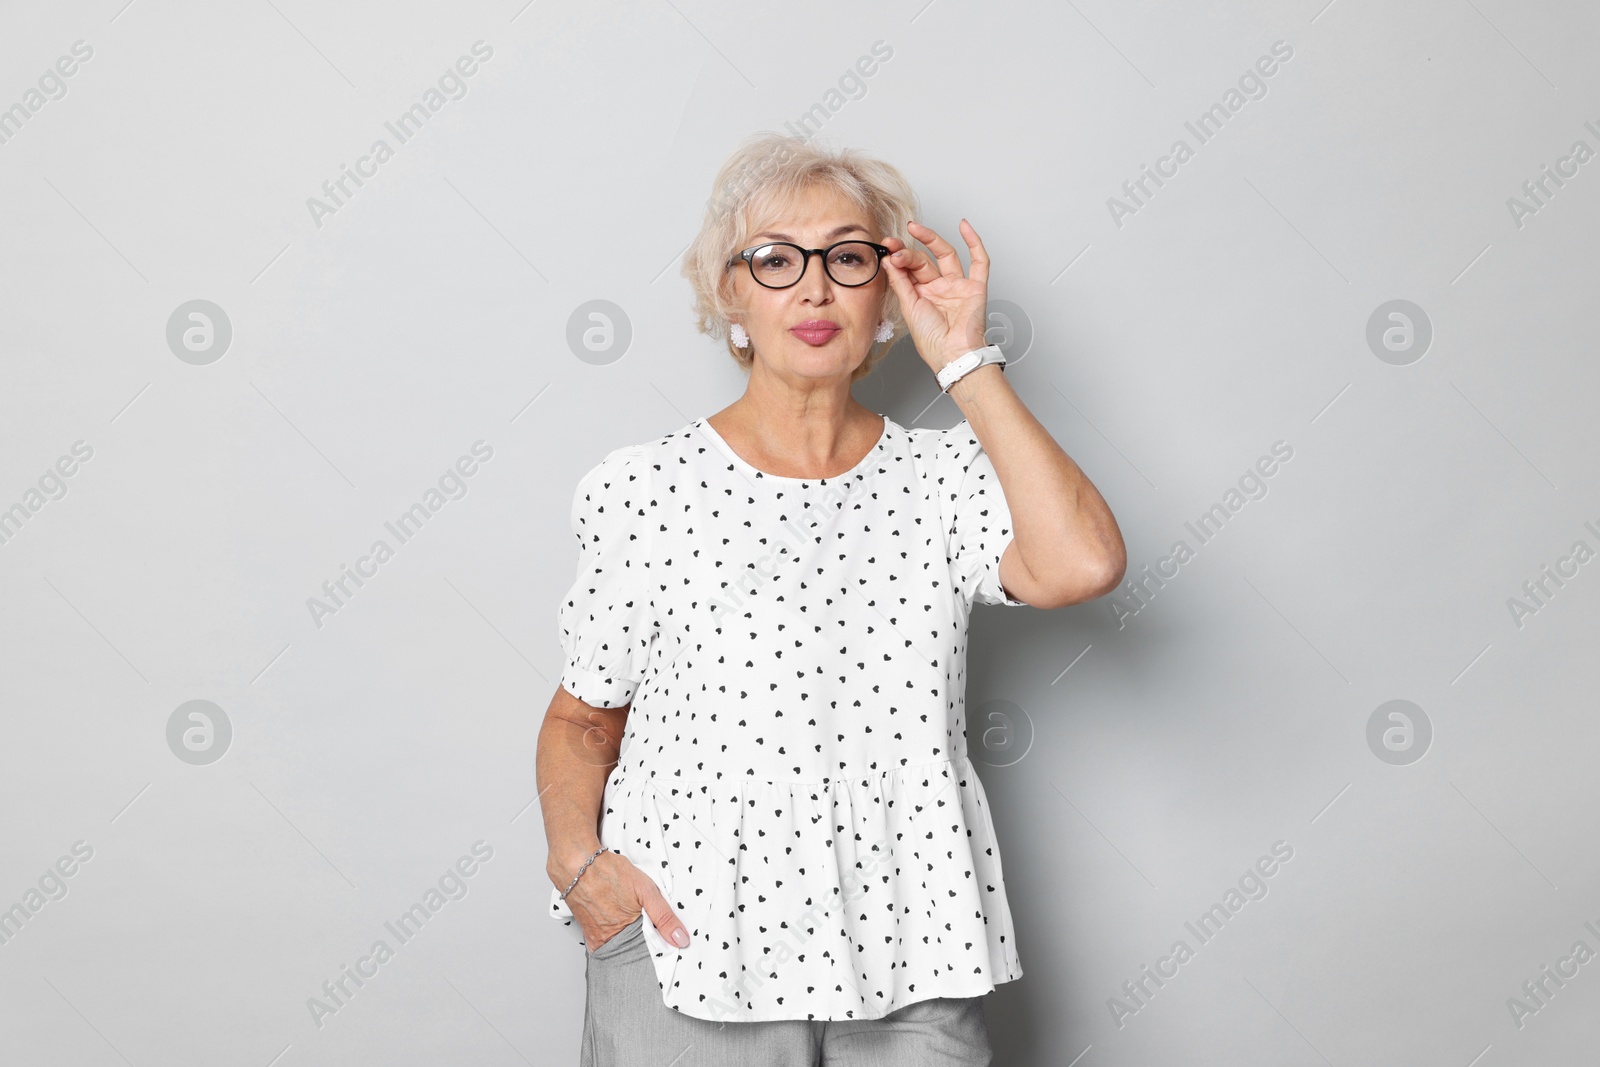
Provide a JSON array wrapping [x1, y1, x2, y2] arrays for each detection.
[[775, 344, 863, 378]]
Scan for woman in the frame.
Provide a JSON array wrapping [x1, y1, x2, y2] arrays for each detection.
[[537, 132, 1126, 1066]]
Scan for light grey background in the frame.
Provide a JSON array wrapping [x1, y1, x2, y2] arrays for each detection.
[[2, 1, 1597, 1064]]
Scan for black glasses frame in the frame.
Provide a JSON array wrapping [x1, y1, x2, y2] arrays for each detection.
[[728, 240, 892, 289]]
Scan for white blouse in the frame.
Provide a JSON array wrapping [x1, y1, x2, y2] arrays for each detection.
[[548, 412, 1027, 1022]]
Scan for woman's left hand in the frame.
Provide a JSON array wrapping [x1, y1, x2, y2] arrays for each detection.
[[882, 218, 990, 373]]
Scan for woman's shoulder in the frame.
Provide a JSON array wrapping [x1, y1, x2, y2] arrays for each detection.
[[571, 420, 706, 501], [570, 439, 656, 517], [579, 421, 693, 471], [900, 418, 985, 466], [574, 442, 645, 488]]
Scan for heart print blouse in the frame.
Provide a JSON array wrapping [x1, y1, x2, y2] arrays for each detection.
[[548, 412, 1027, 1022]]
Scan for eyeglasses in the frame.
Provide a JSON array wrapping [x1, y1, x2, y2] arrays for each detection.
[[727, 240, 891, 289]]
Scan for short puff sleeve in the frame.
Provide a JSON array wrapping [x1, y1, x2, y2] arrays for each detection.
[[946, 421, 1026, 607], [556, 445, 658, 707]]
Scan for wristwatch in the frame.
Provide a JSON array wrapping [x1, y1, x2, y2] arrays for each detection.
[[936, 344, 1007, 393]]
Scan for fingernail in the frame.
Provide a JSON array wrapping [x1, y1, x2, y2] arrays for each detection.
[[672, 928, 690, 948]]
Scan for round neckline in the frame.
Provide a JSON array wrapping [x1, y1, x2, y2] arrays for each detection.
[[695, 413, 890, 484]]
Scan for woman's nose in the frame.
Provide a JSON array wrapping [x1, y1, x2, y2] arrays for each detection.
[[795, 256, 833, 300]]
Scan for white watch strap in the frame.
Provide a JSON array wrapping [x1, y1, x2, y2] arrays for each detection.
[[937, 345, 1006, 392]]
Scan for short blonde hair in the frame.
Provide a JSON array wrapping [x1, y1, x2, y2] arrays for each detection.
[[680, 131, 921, 381]]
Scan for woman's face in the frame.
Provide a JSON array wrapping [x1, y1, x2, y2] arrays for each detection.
[[729, 184, 887, 382]]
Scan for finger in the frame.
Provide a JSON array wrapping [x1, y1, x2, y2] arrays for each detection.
[[883, 251, 922, 311], [889, 244, 940, 286], [639, 882, 692, 948], [907, 220, 966, 280], [960, 218, 990, 288], [881, 238, 924, 280]]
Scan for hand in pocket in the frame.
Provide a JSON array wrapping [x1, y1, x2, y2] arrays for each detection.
[[561, 850, 692, 951], [585, 914, 644, 958]]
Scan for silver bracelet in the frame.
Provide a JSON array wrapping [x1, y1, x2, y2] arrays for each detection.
[[559, 845, 608, 900]]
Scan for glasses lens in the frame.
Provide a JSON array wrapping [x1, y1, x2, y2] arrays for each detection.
[[824, 242, 880, 285], [749, 243, 804, 287]]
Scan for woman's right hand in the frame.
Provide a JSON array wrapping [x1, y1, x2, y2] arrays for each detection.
[[559, 848, 693, 951]]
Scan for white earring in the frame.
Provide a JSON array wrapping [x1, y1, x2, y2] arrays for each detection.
[[874, 320, 894, 343]]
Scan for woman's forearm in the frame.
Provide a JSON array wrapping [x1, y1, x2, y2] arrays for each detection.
[[537, 687, 626, 889], [948, 363, 1127, 604]]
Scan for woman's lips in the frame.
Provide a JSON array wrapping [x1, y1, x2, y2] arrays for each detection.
[[790, 325, 841, 345]]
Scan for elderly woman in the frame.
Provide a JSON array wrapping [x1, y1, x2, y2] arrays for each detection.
[[538, 132, 1125, 1066]]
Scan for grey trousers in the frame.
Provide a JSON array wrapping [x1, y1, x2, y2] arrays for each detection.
[[579, 916, 994, 1066]]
